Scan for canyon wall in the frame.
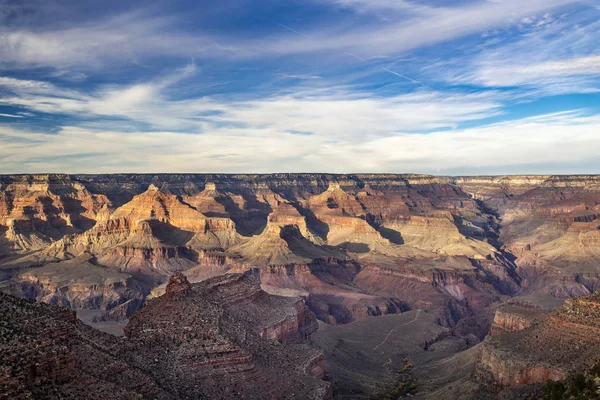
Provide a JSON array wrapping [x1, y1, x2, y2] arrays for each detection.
[[1, 174, 599, 326], [0, 272, 330, 399], [477, 290, 600, 393]]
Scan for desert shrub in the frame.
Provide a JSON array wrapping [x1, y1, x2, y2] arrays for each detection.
[[541, 363, 600, 400], [542, 380, 566, 400], [372, 358, 416, 400], [589, 361, 600, 378]]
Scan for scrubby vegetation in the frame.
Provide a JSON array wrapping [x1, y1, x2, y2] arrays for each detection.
[[372, 358, 416, 400], [542, 361, 600, 400]]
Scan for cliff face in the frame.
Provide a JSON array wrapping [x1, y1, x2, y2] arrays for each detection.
[[0, 293, 78, 398], [1, 174, 600, 327], [0, 254, 145, 322], [477, 289, 600, 393], [0, 273, 330, 399], [489, 303, 546, 336], [123, 272, 330, 399], [0, 175, 110, 252]]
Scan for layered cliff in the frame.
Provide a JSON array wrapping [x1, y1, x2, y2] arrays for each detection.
[[0, 254, 143, 320], [477, 289, 600, 392], [3, 174, 600, 398], [0, 272, 330, 399], [489, 304, 544, 336], [2, 173, 600, 328]]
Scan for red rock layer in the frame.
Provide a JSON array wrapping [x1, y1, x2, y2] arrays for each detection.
[[3, 174, 600, 332], [477, 289, 600, 391], [0, 272, 331, 399]]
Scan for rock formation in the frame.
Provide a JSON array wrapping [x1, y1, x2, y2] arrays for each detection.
[[0, 254, 143, 320], [3, 174, 600, 398], [477, 289, 600, 392], [1, 173, 600, 328], [0, 273, 330, 399]]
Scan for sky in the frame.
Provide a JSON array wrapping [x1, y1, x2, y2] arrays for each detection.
[[0, 0, 600, 174]]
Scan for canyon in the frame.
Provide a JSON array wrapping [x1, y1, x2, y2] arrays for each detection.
[[2, 173, 600, 398], [0, 272, 329, 399]]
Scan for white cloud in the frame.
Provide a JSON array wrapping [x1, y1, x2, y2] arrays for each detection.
[[275, 73, 322, 80], [0, 0, 585, 72], [216, 91, 503, 138], [472, 55, 600, 87], [0, 12, 236, 71], [324, 0, 434, 15], [1, 110, 599, 174], [427, 12, 600, 93], [0, 74, 505, 135], [0, 0, 597, 175], [262, 0, 581, 57]]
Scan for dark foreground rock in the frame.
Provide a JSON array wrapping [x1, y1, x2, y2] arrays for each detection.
[[0, 272, 330, 399]]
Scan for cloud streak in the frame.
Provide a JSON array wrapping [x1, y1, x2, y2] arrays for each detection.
[[1, 110, 599, 174], [0, 74, 505, 135], [262, 0, 582, 57], [0, 0, 585, 72], [434, 12, 600, 93]]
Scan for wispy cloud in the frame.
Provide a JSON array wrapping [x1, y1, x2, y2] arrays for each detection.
[[1, 110, 599, 174], [262, 0, 582, 57], [322, 0, 435, 16], [0, 0, 598, 174], [0, 0, 585, 72], [435, 11, 600, 93], [0, 72, 504, 135], [0, 11, 236, 71], [470, 54, 600, 90], [274, 73, 322, 80]]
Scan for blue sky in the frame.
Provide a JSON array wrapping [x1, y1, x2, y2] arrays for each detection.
[[1, 0, 600, 174]]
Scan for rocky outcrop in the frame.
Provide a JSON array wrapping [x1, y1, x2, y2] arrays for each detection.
[[0, 293, 78, 398], [124, 273, 330, 398], [0, 255, 144, 320], [256, 261, 406, 324], [0, 175, 110, 253], [478, 344, 566, 389], [385, 213, 497, 259], [353, 257, 519, 327], [43, 186, 242, 279], [489, 303, 546, 336], [0, 273, 331, 399], [5, 174, 600, 398], [230, 222, 339, 266], [477, 289, 600, 391]]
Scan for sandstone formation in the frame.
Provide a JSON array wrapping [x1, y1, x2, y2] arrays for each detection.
[[3, 174, 600, 398], [488, 299, 550, 336], [1, 174, 600, 327], [477, 289, 600, 392], [0, 254, 143, 321], [0, 273, 330, 399]]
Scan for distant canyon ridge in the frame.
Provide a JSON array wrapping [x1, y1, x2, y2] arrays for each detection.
[[1, 173, 599, 324]]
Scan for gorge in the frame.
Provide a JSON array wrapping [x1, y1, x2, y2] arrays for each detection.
[[2, 173, 600, 399]]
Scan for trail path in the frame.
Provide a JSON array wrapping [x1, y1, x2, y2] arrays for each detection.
[[372, 310, 421, 369], [373, 309, 421, 351]]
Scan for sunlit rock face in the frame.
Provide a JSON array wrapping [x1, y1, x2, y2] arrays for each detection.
[[476, 289, 600, 392], [4, 174, 600, 399], [123, 272, 331, 399], [1, 174, 600, 327]]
